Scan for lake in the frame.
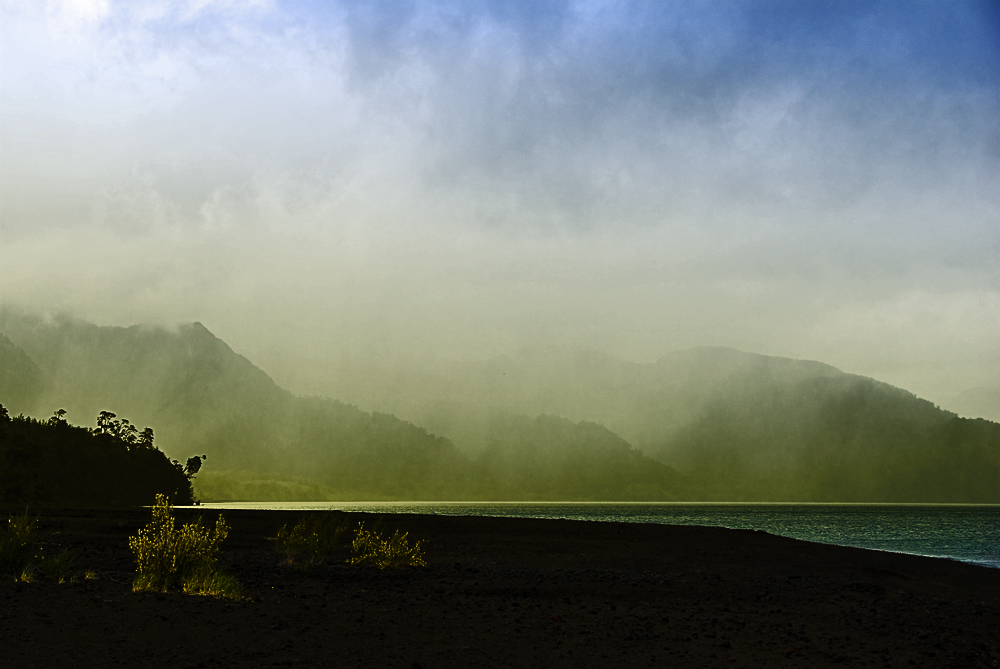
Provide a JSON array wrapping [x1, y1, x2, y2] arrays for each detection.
[[196, 501, 1000, 568]]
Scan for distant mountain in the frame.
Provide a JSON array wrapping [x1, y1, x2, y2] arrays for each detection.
[[0, 333, 42, 416], [472, 413, 686, 500], [945, 385, 1000, 423], [309, 346, 1000, 502], [303, 346, 845, 449], [658, 367, 998, 501], [3, 309, 995, 502], [0, 311, 685, 501]]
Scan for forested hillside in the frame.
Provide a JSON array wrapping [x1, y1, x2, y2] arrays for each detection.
[[660, 371, 999, 501], [0, 311, 686, 500], [471, 413, 686, 500], [302, 346, 1000, 502]]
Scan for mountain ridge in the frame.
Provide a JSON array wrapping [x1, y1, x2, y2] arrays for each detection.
[[1, 310, 996, 502], [283, 341, 999, 502]]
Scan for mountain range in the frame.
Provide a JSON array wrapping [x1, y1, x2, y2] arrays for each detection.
[[293, 345, 1000, 501], [1, 309, 996, 502]]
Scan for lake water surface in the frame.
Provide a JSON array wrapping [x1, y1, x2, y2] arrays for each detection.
[[198, 502, 1000, 568]]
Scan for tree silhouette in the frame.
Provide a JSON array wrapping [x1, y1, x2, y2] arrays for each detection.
[[184, 455, 206, 477], [138, 427, 155, 450], [96, 410, 117, 435], [0, 404, 201, 506]]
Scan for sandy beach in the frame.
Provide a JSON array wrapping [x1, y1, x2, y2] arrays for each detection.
[[3, 508, 998, 668]]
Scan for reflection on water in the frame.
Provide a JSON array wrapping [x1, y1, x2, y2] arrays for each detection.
[[196, 501, 1000, 568]]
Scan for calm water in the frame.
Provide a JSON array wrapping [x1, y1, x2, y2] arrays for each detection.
[[197, 502, 1000, 568]]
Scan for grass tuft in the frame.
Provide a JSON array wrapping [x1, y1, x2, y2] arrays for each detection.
[[348, 521, 427, 569], [0, 511, 38, 578], [39, 548, 75, 580], [275, 514, 350, 568], [67, 568, 98, 583], [1, 511, 93, 583], [182, 569, 245, 599]]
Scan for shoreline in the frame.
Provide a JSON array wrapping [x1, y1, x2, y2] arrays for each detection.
[[191, 500, 1000, 569], [3, 508, 999, 667]]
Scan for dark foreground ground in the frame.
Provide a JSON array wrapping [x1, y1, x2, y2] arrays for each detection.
[[2, 508, 998, 668]]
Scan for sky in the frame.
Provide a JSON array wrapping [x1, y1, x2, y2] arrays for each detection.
[[1, 0, 998, 406]]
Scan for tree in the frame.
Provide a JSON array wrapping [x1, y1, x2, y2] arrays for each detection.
[[138, 427, 155, 450], [184, 455, 207, 478], [120, 419, 138, 446], [96, 411, 117, 435]]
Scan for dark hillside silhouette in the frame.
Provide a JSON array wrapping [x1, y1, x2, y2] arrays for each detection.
[[0, 406, 195, 506]]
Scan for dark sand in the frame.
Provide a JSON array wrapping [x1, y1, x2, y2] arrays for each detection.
[[2, 508, 998, 668]]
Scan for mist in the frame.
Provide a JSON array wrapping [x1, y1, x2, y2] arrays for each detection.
[[1, 0, 998, 410]]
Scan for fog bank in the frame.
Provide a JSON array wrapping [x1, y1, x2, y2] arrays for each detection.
[[2, 0, 998, 407]]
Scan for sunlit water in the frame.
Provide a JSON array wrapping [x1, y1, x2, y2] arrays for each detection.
[[195, 502, 1000, 568]]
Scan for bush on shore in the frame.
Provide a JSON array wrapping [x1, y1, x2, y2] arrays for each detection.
[[349, 521, 427, 569], [275, 513, 351, 568], [129, 494, 242, 599]]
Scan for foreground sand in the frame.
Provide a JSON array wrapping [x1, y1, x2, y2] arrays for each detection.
[[2, 508, 998, 668]]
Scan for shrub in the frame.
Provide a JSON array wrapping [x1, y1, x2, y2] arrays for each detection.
[[275, 514, 350, 568], [0, 511, 38, 579], [348, 521, 427, 569], [129, 493, 241, 599]]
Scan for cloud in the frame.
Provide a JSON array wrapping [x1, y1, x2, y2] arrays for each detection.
[[1, 0, 997, 400], [4, 2, 996, 234]]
